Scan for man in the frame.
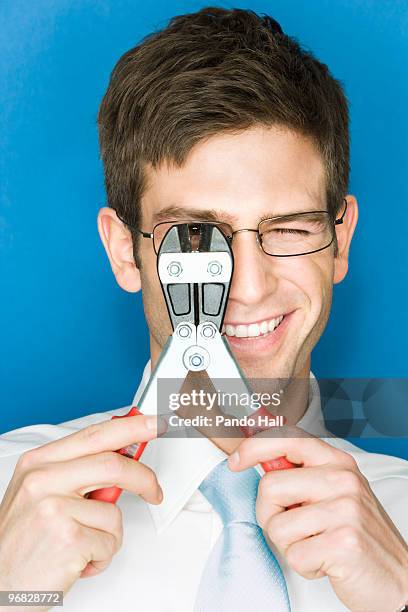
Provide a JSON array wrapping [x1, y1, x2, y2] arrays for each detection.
[[0, 6, 407, 612]]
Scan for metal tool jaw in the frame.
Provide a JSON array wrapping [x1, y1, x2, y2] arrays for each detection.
[[137, 223, 252, 417], [157, 222, 232, 331]]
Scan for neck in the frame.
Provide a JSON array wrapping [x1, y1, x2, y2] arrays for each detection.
[[279, 357, 311, 425]]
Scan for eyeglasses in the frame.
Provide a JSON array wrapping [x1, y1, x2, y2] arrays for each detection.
[[116, 199, 347, 257]]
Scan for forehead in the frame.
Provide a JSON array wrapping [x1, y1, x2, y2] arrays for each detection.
[[141, 125, 326, 224]]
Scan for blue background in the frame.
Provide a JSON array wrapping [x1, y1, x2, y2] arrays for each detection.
[[1, 1, 407, 459]]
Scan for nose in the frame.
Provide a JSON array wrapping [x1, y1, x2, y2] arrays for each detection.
[[227, 230, 279, 306]]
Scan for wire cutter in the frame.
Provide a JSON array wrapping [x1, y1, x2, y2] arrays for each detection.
[[88, 222, 295, 503]]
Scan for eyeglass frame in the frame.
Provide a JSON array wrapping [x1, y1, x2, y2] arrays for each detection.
[[115, 198, 348, 258]]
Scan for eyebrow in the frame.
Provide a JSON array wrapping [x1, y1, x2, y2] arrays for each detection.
[[152, 205, 239, 225], [260, 210, 329, 223]]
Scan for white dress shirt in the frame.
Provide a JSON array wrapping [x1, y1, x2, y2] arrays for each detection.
[[0, 363, 407, 612]]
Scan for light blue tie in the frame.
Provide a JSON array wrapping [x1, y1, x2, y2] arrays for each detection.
[[194, 459, 291, 612]]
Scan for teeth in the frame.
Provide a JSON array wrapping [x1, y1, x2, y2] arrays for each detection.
[[224, 315, 285, 338], [268, 318, 278, 332], [226, 324, 235, 336], [235, 325, 247, 338], [248, 323, 260, 337], [260, 320, 268, 334]]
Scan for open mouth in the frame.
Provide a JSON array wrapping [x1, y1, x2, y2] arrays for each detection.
[[221, 314, 285, 339]]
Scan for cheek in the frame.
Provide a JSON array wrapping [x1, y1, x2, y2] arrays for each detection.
[[284, 254, 334, 321], [139, 252, 173, 344], [139, 251, 158, 301]]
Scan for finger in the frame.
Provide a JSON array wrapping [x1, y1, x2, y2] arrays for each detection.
[[283, 530, 328, 580], [256, 465, 361, 522], [261, 495, 361, 555], [36, 495, 123, 549], [283, 525, 364, 580], [228, 427, 355, 471], [24, 413, 167, 464], [21, 452, 163, 504], [69, 523, 119, 578], [80, 559, 111, 579]]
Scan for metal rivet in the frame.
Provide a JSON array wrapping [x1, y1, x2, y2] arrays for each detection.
[[207, 260, 222, 276], [183, 346, 210, 372], [190, 354, 203, 368], [167, 261, 183, 277], [178, 325, 192, 338], [201, 324, 216, 339]]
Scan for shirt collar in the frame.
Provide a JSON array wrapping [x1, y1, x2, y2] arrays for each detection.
[[132, 361, 329, 534]]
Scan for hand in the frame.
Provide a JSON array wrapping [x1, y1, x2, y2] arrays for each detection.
[[0, 414, 165, 610], [228, 428, 408, 612]]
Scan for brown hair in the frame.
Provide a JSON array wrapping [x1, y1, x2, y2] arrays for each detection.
[[98, 6, 349, 264]]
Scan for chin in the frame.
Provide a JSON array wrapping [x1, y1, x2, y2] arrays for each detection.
[[236, 357, 295, 383]]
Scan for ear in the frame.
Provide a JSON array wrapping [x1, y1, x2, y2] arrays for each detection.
[[333, 195, 358, 284], [97, 207, 141, 293]]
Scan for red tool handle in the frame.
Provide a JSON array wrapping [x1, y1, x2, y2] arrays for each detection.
[[261, 454, 297, 472], [86, 406, 147, 504]]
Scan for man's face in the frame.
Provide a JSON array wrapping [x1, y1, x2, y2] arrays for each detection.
[[100, 125, 357, 382], [136, 126, 343, 380]]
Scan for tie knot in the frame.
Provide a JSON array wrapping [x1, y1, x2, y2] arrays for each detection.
[[198, 459, 260, 526]]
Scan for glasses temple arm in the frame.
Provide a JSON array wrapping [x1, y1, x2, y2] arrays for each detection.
[[334, 198, 348, 225], [111, 208, 153, 238]]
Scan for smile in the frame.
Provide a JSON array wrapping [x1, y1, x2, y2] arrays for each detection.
[[221, 315, 285, 338]]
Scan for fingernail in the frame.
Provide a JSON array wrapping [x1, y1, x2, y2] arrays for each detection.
[[157, 487, 163, 503], [146, 416, 167, 434], [228, 451, 240, 468]]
